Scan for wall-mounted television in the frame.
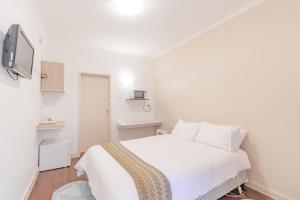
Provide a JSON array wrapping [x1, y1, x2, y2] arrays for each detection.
[[2, 24, 34, 79]]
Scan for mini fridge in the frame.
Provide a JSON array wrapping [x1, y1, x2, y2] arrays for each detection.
[[39, 138, 71, 171]]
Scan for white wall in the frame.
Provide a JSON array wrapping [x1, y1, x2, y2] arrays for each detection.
[[154, 0, 300, 199], [0, 0, 46, 199], [41, 42, 155, 155]]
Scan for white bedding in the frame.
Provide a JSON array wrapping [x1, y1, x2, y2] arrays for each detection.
[[75, 135, 251, 200]]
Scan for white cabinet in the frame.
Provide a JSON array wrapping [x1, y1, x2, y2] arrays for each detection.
[[39, 138, 71, 171]]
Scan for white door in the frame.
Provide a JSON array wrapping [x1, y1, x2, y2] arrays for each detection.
[[80, 74, 110, 153]]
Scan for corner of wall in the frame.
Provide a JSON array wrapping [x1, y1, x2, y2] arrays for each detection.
[[247, 181, 295, 200]]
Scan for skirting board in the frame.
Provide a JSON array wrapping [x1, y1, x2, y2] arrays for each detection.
[[71, 153, 81, 159], [21, 153, 79, 199], [246, 181, 295, 200], [22, 170, 39, 200]]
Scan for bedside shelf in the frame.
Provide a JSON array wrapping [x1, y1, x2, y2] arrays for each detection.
[[117, 120, 162, 129], [41, 89, 65, 93], [156, 128, 172, 135], [126, 98, 149, 100], [37, 121, 65, 131]]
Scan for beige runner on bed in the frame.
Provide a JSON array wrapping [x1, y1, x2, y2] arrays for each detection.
[[101, 142, 172, 200]]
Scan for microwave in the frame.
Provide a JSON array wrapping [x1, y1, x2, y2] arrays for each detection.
[[134, 90, 146, 99]]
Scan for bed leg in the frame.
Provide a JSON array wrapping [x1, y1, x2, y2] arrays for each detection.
[[238, 186, 243, 195], [237, 183, 247, 195], [241, 184, 246, 191]]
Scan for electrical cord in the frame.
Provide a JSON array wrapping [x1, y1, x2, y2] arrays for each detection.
[[225, 175, 254, 200], [6, 69, 19, 80], [6, 67, 46, 80], [143, 100, 152, 112], [225, 191, 246, 198], [33, 67, 48, 78]]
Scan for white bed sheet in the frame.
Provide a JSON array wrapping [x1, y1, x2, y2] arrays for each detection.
[[75, 135, 250, 200]]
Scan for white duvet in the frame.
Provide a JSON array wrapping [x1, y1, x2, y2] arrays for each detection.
[[75, 135, 250, 200]]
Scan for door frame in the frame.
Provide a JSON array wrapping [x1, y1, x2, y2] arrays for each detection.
[[79, 72, 112, 153]]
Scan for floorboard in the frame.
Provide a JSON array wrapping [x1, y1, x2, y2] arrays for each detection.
[[29, 158, 272, 200]]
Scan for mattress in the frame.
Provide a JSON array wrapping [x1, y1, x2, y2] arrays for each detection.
[[75, 135, 251, 200]]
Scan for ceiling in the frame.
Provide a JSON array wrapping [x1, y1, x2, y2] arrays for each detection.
[[36, 0, 262, 57]]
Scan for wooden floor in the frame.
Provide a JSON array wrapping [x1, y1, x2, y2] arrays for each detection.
[[29, 158, 272, 200]]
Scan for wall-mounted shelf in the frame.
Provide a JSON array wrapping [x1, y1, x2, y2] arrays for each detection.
[[41, 89, 65, 93], [126, 98, 149, 100], [37, 121, 65, 131], [117, 120, 162, 129]]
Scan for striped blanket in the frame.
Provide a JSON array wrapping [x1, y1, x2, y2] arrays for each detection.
[[101, 142, 172, 200]]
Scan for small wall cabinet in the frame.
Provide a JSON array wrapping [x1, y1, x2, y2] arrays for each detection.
[[41, 61, 64, 92]]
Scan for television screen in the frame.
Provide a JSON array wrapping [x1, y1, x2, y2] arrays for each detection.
[[14, 30, 34, 78], [2, 24, 34, 79]]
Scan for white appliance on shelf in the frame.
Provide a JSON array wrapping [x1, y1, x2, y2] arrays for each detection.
[[39, 138, 71, 171]]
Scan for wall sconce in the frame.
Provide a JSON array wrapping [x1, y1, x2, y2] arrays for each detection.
[[120, 72, 134, 88]]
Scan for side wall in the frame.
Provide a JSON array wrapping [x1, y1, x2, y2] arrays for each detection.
[[154, 0, 299, 199], [0, 0, 46, 199], [41, 42, 155, 155]]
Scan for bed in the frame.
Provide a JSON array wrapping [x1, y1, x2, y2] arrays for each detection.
[[75, 134, 251, 200]]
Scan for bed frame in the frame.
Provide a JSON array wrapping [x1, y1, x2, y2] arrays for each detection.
[[196, 170, 248, 200]]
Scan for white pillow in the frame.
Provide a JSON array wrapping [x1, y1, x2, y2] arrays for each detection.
[[171, 120, 200, 141], [233, 130, 248, 150], [195, 122, 242, 152]]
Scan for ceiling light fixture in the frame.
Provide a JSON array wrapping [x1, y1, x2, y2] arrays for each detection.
[[111, 0, 144, 16]]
